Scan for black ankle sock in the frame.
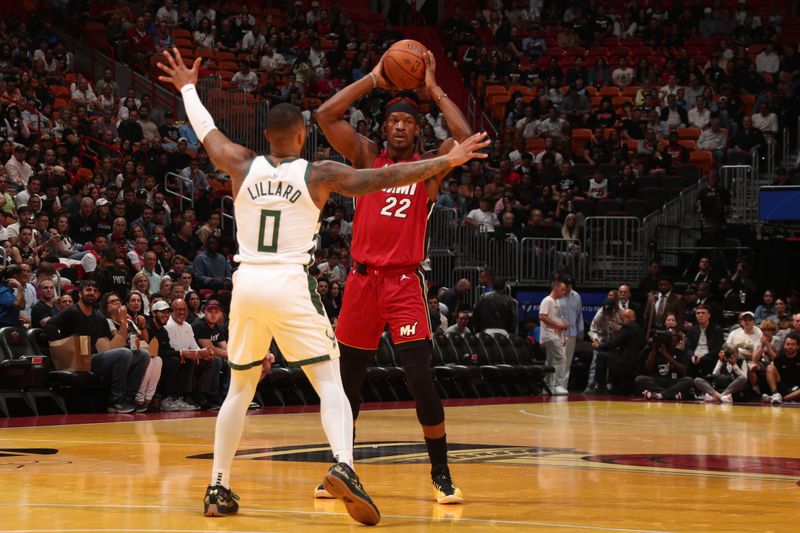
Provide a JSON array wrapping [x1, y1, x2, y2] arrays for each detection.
[[425, 435, 448, 476]]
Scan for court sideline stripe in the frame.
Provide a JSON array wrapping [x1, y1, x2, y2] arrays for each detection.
[[0, 502, 675, 533]]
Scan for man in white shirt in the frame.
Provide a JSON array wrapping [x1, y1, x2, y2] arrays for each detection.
[[464, 197, 499, 232], [231, 62, 259, 92], [13, 175, 41, 209], [259, 43, 287, 73], [726, 311, 763, 365], [659, 74, 681, 105], [696, 119, 728, 163], [755, 44, 780, 74], [317, 252, 346, 284], [752, 102, 778, 137], [611, 56, 634, 88], [445, 310, 472, 336], [539, 279, 569, 394], [5, 146, 33, 188], [687, 96, 711, 130], [163, 298, 212, 411], [156, 0, 179, 27]]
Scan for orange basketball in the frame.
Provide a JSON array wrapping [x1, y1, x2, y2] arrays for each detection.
[[382, 39, 427, 90]]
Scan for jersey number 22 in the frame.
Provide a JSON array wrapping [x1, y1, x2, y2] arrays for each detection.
[[379, 196, 411, 219]]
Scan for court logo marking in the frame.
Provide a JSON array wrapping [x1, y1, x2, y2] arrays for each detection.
[[187, 442, 800, 484]]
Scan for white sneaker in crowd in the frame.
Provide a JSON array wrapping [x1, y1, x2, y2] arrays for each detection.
[[703, 393, 716, 402], [161, 398, 180, 411], [771, 393, 783, 405], [719, 394, 733, 404], [553, 386, 569, 396]]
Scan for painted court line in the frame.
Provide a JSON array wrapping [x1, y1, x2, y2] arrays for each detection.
[[0, 502, 674, 533]]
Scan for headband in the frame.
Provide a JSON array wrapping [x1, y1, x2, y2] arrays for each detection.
[[385, 97, 419, 121]]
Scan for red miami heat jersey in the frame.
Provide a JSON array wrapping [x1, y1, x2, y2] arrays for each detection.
[[349, 149, 434, 268]]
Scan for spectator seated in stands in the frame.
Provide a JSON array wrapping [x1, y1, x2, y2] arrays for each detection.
[[693, 345, 748, 404], [191, 299, 229, 410], [684, 304, 724, 378], [762, 333, 800, 405], [428, 294, 447, 333], [438, 278, 472, 324], [45, 280, 150, 414], [464, 196, 499, 234], [445, 310, 472, 336], [147, 299, 198, 412], [727, 311, 763, 385], [164, 297, 217, 410]]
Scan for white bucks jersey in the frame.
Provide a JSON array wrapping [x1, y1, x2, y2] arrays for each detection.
[[234, 156, 320, 266]]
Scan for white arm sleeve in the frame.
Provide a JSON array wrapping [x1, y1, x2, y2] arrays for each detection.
[[180, 84, 217, 143]]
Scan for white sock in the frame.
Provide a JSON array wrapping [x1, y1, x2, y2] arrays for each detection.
[[210, 366, 261, 488], [303, 359, 354, 467]]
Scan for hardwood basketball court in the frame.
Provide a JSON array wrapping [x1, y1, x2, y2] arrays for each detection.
[[1, 397, 797, 532]]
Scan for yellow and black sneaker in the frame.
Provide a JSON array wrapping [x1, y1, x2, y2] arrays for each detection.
[[432, 467, 464, 504], [322, 462, 381, 526], [203, 484, 240, 517]]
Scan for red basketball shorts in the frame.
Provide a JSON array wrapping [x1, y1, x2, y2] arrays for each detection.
[[335, 266, 432, 350]]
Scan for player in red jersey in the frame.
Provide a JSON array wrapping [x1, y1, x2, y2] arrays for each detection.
[[315, 51, 474, 504]]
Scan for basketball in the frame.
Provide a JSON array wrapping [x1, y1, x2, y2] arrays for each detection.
[[382, 39, 427, 90]]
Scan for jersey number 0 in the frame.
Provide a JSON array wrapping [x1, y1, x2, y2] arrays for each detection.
[[258, 209, 281, 253]]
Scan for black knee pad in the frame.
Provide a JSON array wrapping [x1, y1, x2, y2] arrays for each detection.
[[396, 342, 444, 426]]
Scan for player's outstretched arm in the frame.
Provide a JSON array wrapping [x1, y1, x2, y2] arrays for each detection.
[[313, 58, 392, 166], [422, 51, 472, 143], [157, 48, 255, 197], [309, 132, 489, 198]]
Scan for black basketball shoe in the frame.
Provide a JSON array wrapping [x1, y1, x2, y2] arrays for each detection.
[[322, 463, 380, 525], [203, 484, 240, 517], [432, 466, 464, 504]]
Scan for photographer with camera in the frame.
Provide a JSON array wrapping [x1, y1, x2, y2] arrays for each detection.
[[596, 308, 646, 395], [635, 327, 694, 401], [693, 346, 748, 403]]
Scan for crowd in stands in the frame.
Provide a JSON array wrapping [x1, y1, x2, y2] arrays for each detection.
[[0, 1, 797, 415]]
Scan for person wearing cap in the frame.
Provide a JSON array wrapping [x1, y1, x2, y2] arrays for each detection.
[[192, 299, 229, 409], [95, 197, 114, 235], [726, 311, 763, 371], [5, 145, 32, 188], [147, 299, 198, 411]]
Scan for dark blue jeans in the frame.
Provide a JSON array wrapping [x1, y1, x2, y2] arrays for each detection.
[[91, 347, 150, 403]]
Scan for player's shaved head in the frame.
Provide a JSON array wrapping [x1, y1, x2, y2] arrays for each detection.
[[266, 103, 304, 140]]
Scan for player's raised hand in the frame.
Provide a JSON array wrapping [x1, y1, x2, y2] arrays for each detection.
[[157, 47, 201, 91], [446, 132, 491, 167], [369, 56, 394, 90], [422, 50, 438, 93]]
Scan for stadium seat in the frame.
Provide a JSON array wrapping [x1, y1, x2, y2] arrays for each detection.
[[624, 198, 650, 219], [637, 175, 659, 190], [662, 175, 687, 192], [571, 197, 595, 217], [475, 332, 515, 396], [595, 198, 621, 216], [0, 327, 66, 415], [570, 128, 593, 156], [678, 128, 701, 141], [689, 150, 713, 174], [642, 187, 668, 212]]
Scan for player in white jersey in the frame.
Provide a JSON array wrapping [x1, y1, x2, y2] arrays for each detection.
[[156, 48, 489, 526]]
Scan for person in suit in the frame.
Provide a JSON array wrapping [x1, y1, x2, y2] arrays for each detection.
[[683, 304, 725, 377], [617, 283, 642, 325], [693, 282, 723, 326], [686, 256, 717, 287], [596, 309, 647, 394], [644, 277, 685, 338], [637, 259, 662, 304]]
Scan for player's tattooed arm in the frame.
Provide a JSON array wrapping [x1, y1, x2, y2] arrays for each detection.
[[310, 132, 489, 197]]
